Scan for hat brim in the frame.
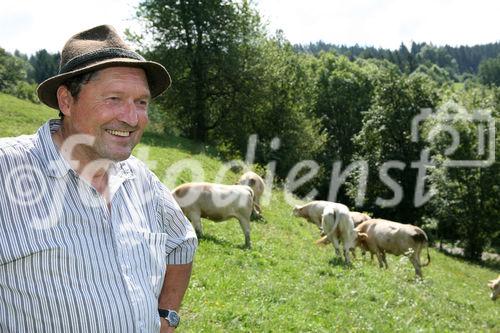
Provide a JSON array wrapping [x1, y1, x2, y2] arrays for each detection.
[[37, 58, 171, 109]]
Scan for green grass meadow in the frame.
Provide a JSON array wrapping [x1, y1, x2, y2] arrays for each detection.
[[1, 93, 499, 332]]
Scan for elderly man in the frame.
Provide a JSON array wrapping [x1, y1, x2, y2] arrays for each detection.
[[0, 25, 197, 332]]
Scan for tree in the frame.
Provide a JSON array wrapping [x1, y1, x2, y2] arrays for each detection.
[[412, 63, 452, 85], [0, 48, 30, 91], [134, 0, 263, 142], [0, 47, 38, 102], [478, 55, 500, 86], [425, 86, 500, 261], [349, 72, 440, 223], [312, 52, 375, 202], [208, 33, 324, 181], [416, 45, 458, 79], [28, 49, 60, 84]]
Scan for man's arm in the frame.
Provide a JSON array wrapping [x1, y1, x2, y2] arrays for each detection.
[[159, 263, 193, 332]]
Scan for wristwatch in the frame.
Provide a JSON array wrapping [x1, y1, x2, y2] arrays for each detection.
[[158, 309, 180, 328]]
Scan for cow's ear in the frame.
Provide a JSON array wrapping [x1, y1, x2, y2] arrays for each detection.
[[358, 233, 368, 241]]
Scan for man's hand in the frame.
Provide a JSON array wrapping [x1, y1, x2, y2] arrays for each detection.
[[160, 317, 175, 333]]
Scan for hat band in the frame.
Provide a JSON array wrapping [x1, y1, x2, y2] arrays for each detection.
[[60, 47, 145, 74]]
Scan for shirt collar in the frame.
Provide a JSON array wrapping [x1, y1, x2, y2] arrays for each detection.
[[35, 119, 136, 181], [112, 160, 136, 180], [35, 119, 72, 178]]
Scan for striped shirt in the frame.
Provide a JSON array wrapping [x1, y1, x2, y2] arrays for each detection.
[[0, 120, 198, 332]]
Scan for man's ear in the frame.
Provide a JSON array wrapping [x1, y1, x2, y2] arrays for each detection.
[[56, 85, 73, 117]]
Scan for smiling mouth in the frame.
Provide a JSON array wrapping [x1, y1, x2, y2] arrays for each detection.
[[106, 129, 131, 137]]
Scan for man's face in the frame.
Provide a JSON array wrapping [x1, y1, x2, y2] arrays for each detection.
[[62, 66, 151, 162]]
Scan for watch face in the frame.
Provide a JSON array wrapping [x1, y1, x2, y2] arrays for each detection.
[[167, 311, 180, 327]]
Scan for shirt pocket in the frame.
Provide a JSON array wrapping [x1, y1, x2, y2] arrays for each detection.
[[140, 231, 169, 297]]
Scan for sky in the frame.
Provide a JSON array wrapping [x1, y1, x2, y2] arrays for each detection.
[[0, 0, 499, 56]]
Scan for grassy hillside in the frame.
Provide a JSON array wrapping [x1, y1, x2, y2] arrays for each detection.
[[1, 93, 499, 332]]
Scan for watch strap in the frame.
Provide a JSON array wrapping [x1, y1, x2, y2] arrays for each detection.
[[158, 309, 170, 318]]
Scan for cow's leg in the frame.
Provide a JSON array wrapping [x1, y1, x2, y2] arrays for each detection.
[[237, 217, 251, 249], [375, 251, 385, 268], [410, 253, 423, 277], [187, 211, 203, 238], [381, 251, 388, 268], [350, 248, 356, 260], [361, 249, 374, 261], [343, 243, 351, 265], [331, 236, 341, 257], [254, 196, 262, 215]]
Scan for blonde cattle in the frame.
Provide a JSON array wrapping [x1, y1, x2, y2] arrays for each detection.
[[293, 200, 349, 229], [355, 219, 431, 277], [349, 211, 372, 258], [488, 275, 500, 301], [172, 182, 254, 248], [237, 171, 265, 216], [316, 211, 372, 244], [349, 212, 371, 227], [317, 205, 357, 265]]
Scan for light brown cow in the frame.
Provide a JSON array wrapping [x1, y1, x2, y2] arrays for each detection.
[[349, 211, 372, 258], [488, 275, 500, 301], [355, 219, 431, 277], [172, 182, 254, 248], [237, 171, 265, 216], [293, 200, 349, 229], [349, 212, 371, 227], [316, 211, 371, 243], [317, 205, 357, 264]]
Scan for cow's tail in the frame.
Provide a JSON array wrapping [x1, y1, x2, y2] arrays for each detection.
[[413, 230, 431, 267], [242, 186, 254, 206], [421, 243, 431, 267], [315, 209, 340, 246], [245, 187, 262, 221], [315, 235, 330, 246]]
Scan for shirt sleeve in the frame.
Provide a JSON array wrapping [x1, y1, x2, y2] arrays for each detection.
[[154, 178, 198, 265]]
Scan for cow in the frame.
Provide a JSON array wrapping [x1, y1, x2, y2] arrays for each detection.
[[316, 211, 371, 241], [488, 275, 500, 301], [237, 171, 265, 217], [172, 182, 254, 248], [316, 205, 357, 265], [349, 211, 372, 258], [292, 200, 349, 229], [349, 211, 371, 227], [355, 219, 431, 277]]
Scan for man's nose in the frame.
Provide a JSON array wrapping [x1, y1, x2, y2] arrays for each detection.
[[119, 100, 139, 126]]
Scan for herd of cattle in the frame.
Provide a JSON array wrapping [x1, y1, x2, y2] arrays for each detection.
[[170, 171, 500, 300]]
